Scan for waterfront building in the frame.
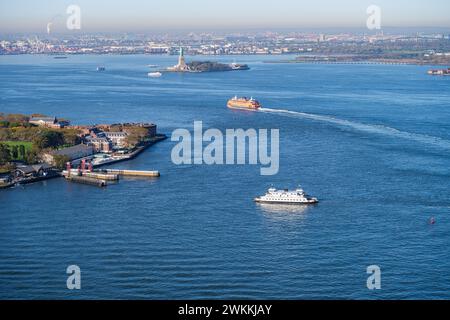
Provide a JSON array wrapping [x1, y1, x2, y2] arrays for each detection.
[[103, 132, 128, 147], [14, 163, 53, 178], [78, 123, 156, 151], [29, 116, 70, 128], [85, 137, 112, 153], [145, 123, 157, 137], [42, 144, 94, 164], [146, 46, 169, 54]]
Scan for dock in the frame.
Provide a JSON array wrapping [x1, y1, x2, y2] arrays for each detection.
[[58, 135, 165, 187], [60, 168, 158, 188], [62, 170, 118, 181], [82, 171, 119, 181], [65, 175, 107, 187], [104, 169, 160, 177]]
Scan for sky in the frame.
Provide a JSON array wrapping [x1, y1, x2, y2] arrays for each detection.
[[0, 0, 449, 33]]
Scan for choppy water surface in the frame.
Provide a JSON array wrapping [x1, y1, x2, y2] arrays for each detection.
[[1, 55, 450, 299]]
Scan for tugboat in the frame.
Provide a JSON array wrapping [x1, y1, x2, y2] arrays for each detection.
[[254, 187, 318, 204], [227, 96, 261, 110]]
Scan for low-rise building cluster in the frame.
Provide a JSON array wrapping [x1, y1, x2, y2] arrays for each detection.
[[39, 122, 156, 167], [2, 32, 449, 57], [29, 116, 70, 128], [73, 122, 157, 153]]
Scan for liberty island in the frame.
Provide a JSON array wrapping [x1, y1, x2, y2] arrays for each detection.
[[165, 47, 250, 73]]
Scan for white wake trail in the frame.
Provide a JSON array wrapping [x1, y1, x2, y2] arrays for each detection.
[[259, 107, 450, 150]]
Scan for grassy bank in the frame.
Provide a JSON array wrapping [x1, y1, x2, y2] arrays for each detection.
[[3, 141, 33, 149], [1, 141, 33, 161]]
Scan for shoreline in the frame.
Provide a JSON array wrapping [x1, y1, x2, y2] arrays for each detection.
[[92, 134, 167, 168], [264, 60, 450, 66], [1, 134, 167, 190]]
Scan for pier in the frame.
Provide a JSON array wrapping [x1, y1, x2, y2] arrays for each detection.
[[62, 168, 115, 187], [61, 168, 159, 188], [65, 175, 107, 187], [104, 169, 160, 177], [62, 169, 119, 181], [82, 171, 119, 181]]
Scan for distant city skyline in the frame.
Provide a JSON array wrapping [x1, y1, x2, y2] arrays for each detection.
[[1, 0, 450, 34]]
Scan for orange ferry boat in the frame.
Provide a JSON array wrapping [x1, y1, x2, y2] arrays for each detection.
[[227, 96, 261, 110]]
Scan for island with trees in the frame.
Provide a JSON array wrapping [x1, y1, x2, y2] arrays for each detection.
[[185, 61, 250, 72], [0, 113, 165, 189]]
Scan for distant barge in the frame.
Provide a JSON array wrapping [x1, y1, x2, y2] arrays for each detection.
[[428, 68, 450, 75]]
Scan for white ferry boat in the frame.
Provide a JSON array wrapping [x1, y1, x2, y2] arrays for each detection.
[[254, 187, 318, 204]]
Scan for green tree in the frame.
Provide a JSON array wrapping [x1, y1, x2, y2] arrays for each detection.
[[32, 130, 64, 150], [0, 143, 11, 165], [61, 129, 81, 146], [11, 145, 19, 159], [19, 144, 26, 160]]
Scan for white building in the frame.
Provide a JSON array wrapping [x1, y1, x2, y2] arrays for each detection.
[[104, 132, 128, 147]]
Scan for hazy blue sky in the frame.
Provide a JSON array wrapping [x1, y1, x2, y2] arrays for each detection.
[[1, 0, 449, 33]]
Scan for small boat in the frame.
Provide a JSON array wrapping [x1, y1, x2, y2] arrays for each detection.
[[97, 66, 106, 72], [53, 56, 68, 59], [229, 62, 250, 70], [254, 187, 318, 205], [147, 64, 159, 68], [148, 72, 162, 78]]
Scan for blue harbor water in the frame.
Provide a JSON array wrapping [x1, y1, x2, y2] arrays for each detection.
[[1, 55, 450, 299]]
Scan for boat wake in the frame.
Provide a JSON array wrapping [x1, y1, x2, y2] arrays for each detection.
[[259, 107, 450, 150]]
